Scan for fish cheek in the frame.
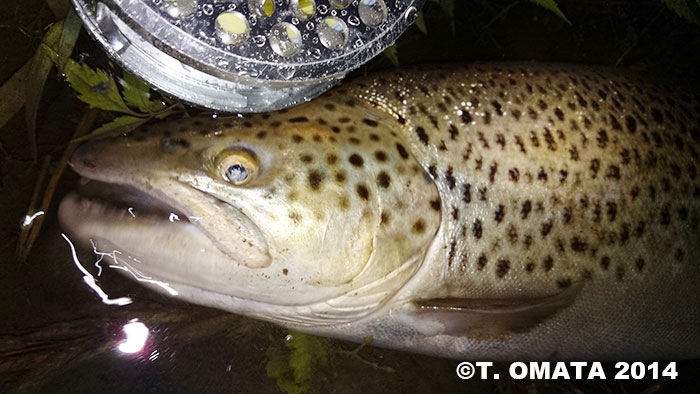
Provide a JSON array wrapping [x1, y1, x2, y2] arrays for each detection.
[[348, 159, 442, 288]]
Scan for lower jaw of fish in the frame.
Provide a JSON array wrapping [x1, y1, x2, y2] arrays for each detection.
[[58, 180, 241, 292]]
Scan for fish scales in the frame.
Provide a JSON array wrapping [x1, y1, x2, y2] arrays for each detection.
[[344, 63, 700, 300], [59, 63, 700, 359]]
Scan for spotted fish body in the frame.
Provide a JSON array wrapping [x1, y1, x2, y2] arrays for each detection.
[[59, 63, 700, 360]]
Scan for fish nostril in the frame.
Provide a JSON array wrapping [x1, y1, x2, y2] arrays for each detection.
[[71, 143, 99, 170], [81, 158, 97, 169]]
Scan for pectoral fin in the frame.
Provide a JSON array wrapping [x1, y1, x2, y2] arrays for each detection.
[[413, 281, 583, 340]]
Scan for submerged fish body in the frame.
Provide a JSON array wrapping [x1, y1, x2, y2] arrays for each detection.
[[59, 63, 700, 360]]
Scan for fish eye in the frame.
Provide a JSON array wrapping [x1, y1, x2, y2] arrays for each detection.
[[216, 150, 258, 185], [226, 164, 248, 183]]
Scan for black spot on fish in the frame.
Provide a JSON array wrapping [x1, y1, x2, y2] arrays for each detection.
[[349, 154, 364, 167], [477, 254, 487, 270], [541, 220, 553, 237], [496, 259, 510, 278], [396, 143, 409, 159], [449, 124, 459, 140], [472, 219, 483, 239], [326, 154, 338, 165], [509, 168, 520, 182], [374, 151, 387, 162], [362, 119, 379, 127], [448, 241, 457, 267], [308, 170, 325, 191], [557, 278, 572, 289], [356, 184, 369, 201], [430, 199, 441, 211], [377, 172, 391, 188], [462, 184, 472, 203], [554, 107, 565, 121], [521, 200, 532, 219], [412, 219, 426, 233], [300, 154, 313, 163], [381, 212, 391, 226], [616, 265, 625, 281], [525, 261, 536, 272], [489, 163, 498, 183], [461, 110, 473, 124], [416, 127, 429, 145], [494, 204, 505, 223], [543, 256, 554, 272], [606, 202, 617, 222], [600, 256, 611, 270], [292, 134, 304, 143], [445, 167, 456, 189], [570, 237, 588, 252], [288, 116, 309, 123]]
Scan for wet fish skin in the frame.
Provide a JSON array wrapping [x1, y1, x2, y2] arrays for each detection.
[[59, 63, 700, 360]]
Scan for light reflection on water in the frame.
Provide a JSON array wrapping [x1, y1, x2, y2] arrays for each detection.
[[117, 320, 149, 354]]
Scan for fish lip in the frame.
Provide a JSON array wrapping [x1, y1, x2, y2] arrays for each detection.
[[64, 174, 272, 269], [74, 178, 190, 221]]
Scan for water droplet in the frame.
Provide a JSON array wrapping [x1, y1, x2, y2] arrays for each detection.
[[317, 17, 348, 50], [202, 3, 214, 16], [347, 15, 360, 26], [329, 0, 353, 9], [317, 4, 328, 14], [215, 11, 250, 46], [269, 22, 302, 57], [252, 35, 267, 46], [404, 6, 418, 23], [162, 0, 197, 18], [248, 0, 275, 18], [359, 0, 388, 27], [291, 0, 316, 21]]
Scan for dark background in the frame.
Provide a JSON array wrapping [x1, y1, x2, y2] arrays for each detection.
[[1, 1, 699, 393]]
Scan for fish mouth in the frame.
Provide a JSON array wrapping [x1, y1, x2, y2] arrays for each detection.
[[68, 178, 189, 222], [60, 178, 191, 227], [59, 177, 271, 269]]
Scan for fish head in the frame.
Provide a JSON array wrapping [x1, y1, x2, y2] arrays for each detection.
[[59, 109, 440, 323]]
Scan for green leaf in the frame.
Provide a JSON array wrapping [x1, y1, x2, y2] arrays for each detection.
[[382, 44, 400, 67], [529, 0, 572, 25], [63, 59, 133, 113], [120, 72, 168, 113], [265, 332, 329, 394], [25, 9, 82, 159], [414, 11, 428, 35], [661, 0, 700, 25], [78, 116, 149, 141]]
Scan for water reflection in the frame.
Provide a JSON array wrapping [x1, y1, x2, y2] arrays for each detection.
[[117, 320, 149, 354]]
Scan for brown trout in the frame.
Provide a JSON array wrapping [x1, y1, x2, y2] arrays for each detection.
[[59, 63, 700, 360]]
